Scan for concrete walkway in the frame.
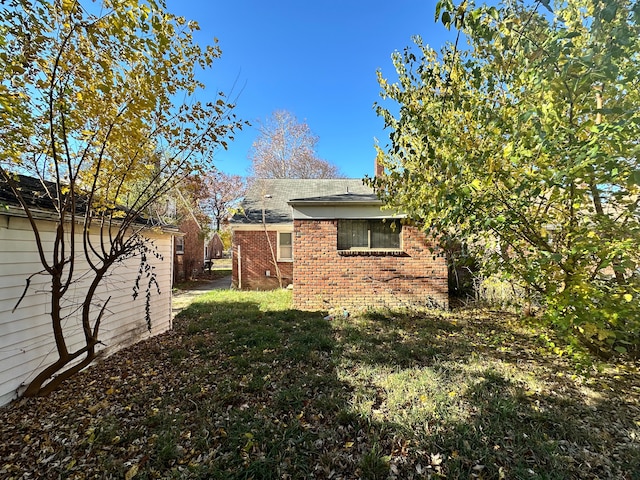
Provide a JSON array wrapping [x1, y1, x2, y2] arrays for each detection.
[[171, 274, 232, 318]]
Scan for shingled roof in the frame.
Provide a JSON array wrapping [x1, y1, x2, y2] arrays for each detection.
[[0, 174, 68, 211], [230, 178, 377, 224], [0, 173, 164, 227]]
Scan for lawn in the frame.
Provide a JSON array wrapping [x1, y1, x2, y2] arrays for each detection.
[[1, 290, 638, 479]]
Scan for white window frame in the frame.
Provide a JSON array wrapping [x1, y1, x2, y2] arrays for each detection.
[[277, 231, 294, 262]]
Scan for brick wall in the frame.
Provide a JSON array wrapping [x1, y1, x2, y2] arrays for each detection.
[[232, 229, 293, 290], [207, 234, 224, 259], [174, 217, 204, 282], [293, 219, 448, 311]]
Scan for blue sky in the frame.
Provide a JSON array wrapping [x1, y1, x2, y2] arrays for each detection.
[[166, 0, 454, 179]]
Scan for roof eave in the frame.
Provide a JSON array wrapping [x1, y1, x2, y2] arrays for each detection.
[[1, 205, 179, 234], [287, 200, 382, 207]]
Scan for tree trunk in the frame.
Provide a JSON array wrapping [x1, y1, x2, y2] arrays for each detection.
[[22, 267, 109, 397]]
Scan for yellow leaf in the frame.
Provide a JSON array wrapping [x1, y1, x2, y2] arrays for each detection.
[[502, 142, 513, 159], [61, 0, 74, 13], [345, 441, 354, 448], [623, 293, 633, 302], [597, 328, 612, 341], [125, 464, 138, 480]]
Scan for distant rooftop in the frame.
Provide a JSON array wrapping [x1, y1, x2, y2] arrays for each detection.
[[230, 178, 377, 224]]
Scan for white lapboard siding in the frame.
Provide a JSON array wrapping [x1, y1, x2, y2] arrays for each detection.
[[0, 213, 173, 407]]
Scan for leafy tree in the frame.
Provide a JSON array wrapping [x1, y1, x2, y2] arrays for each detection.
[[371, 0, 640, 354], [249, 110, 343, 179], [0, 0, 245, 396], [197, 171, 245, 231], [218, 228, 232, 250]]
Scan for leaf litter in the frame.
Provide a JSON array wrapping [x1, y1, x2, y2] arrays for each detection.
[[0, 290, 638, 479]]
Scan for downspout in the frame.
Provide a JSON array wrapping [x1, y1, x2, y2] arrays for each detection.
[[169, 233, 175, 328]]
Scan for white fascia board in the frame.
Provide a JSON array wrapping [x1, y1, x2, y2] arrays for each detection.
[[230, 223, 293, 232], [291, 204, 406, 220]]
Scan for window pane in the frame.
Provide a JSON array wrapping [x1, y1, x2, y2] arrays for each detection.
[[338, 220, 368, 249], [175, 236, 185, 254], [371, 220, 401, 249], [280, 232, 292, 246], [280, 245, 293, 259], [279, 232, 293, 259]]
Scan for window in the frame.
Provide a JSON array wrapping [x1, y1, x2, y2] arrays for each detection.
[[278, 232, 293, 261], [338, 219, 401, 250], [175, 236, 185, 255]]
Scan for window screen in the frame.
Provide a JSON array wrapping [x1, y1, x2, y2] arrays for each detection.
[[370, 220, 401, 249], [337, 220, 401, 250]]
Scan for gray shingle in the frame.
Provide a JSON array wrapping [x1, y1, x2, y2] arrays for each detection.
[[230, 178, 375, 224]]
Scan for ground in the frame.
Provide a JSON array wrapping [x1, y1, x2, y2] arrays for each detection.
[[0, 288, 638, 479], [171, 271, 232, 318]]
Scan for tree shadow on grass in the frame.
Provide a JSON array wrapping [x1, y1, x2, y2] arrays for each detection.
[[1, 298, 638, 479], [173, 300, 639, 479], [328, 308, 640, 479]]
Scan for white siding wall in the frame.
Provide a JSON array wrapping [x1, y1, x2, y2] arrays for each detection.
[[0, 214, 173, 406]]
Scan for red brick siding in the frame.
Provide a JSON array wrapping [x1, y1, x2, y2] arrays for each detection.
[[174, 218, 204, 282], [207, 234, 225, 259], [293, 220, 448, 311], [232, 230, 293, 290]]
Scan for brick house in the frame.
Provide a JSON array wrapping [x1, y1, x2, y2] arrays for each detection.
[[173, 215, 206, 283], [206, 232, 225, 260], [230, 179, 448, 311]]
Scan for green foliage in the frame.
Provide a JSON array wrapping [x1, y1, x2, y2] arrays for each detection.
[[0, 0, 245, 396], [372, 0, 640, 354], [218, 228, 232, 250], [1, 0, 245, 206], [359, 443, 390, 480]]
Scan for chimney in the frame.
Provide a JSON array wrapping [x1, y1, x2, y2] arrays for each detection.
[[374, 157, 384, 177]]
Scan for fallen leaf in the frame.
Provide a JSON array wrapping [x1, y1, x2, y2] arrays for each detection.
[[125, 464, 138, 480]]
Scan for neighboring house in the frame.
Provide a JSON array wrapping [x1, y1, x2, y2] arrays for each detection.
[[230, 178, 448, 311], [0, 175, 176, 407], [203, 231, 225, 270], [173, 214, 205, 283], [206, 232, 225, 260]]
